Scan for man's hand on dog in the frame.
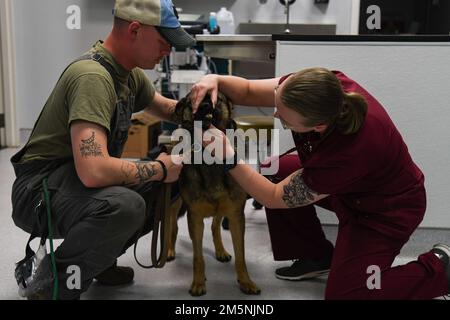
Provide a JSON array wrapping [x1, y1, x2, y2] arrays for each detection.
[[190, 74, 219, 113], [157, 153, 184, 183]]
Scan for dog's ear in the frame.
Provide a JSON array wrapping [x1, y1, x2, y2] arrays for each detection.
[[217, 92, 234, 112], [212, 92, 235, 130], [174, 96, 196, 130]]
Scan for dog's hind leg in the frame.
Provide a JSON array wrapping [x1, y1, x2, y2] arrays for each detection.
[[211, 216, 232, 263], [228, 211, 261, 295], [187, 210, 207, 296]]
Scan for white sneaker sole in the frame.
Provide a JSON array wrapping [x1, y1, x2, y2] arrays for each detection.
[[275, 269, 330, 281], [434, 243, 450, 257]]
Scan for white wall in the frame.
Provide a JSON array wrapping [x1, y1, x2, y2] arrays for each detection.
[[0, 26, 4, 146], [1, 0, 18, 147], [276, 40, 450, 229], [232, 0, 353, 35], [0, 16, 3, 116], [12, 0, 115, 130], [177, 0, 354, 35], [12, 0, 356, 131]]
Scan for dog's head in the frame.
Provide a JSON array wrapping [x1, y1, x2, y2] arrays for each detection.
[[173, 92, 237, 133]]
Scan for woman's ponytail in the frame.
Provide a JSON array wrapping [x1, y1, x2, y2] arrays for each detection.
[[336, 92, 368, 135]]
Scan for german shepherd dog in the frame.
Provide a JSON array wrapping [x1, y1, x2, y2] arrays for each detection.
[[169, 92, 261, 297]]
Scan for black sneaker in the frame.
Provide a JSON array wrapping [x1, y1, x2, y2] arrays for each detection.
[[275, 257, 331, 281], [431, 243, 450, 293], [94, 261, 134, 286]]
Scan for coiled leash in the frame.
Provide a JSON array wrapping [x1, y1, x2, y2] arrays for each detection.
[[133, 183, 172, 269], [133, 146, 174, 269]]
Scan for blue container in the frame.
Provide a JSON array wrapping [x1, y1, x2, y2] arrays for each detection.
[[209, 12, 217, 31]]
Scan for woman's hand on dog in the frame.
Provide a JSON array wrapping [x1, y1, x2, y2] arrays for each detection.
[[203, 126, 235, 161], [156, 153, 184, 183], [191, 74, 219, 113]]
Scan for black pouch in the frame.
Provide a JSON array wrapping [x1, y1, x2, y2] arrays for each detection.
[[14, 197, 52, 298]]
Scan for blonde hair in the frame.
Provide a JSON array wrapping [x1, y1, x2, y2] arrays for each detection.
[[281, 68, 368, 135]]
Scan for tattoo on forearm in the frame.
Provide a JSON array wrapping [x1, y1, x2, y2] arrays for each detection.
[[282, 172, 318, 208], [120, 162, 135, 186], [120, 161, 159, 187], [134, 162, 158, 185], [80, 132, 103, 158]]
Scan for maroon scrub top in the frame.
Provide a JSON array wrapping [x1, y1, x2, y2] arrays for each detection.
[[289, 71, 426, 239]]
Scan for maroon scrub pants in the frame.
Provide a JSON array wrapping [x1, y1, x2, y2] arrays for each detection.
[[262, 154, 448, 299]]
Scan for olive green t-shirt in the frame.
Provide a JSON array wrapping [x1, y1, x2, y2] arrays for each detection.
[[20, 41, 155, 163]]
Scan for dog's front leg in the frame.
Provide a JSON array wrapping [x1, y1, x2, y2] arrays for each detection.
[[212, 216, 232, 262], [228, 212, 261, 295], [187, 210, 207, 296]]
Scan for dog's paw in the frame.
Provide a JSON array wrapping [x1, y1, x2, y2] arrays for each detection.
[[238, 280, 261, 295], [215, 250, 232, 263], [189, 281, 207, 297], [167, 249, 176, 262]]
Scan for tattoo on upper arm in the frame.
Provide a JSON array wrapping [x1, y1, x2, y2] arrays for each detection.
[[80, 132, 103, 158], [282, 172, 319, 208]]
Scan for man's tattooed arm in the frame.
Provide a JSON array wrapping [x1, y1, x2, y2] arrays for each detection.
[[80, 132, 104, 158], [120, 161, 162, 187], [144, 92, 178, 122], [72, 123, 168, 188], [282, 171, 325, 208], [134, 162, 159, 185]]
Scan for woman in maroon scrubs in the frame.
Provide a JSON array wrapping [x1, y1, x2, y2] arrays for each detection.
[[191, 67, 449, 299]]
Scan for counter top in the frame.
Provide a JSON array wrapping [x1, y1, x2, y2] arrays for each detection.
[[272, 34, 450, 42], [196, 35, 273, 42], [197, 34, 450, 43], [195, 34, 450, 62]]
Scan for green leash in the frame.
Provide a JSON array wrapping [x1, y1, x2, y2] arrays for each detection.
[[42, 178, 59, 300]]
